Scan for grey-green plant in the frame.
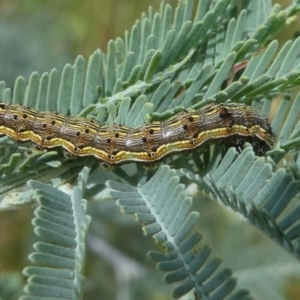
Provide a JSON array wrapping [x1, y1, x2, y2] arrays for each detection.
[[1, 0, 300, 299]]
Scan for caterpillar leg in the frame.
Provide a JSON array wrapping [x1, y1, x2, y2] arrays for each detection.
[[142, 162, 159, 170], [25, 144, 47, 157], [99, 161, 115, 170], [63, 150, 77, 160]]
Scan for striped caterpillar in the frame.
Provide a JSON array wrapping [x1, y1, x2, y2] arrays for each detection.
[[0, 102, 274, 168]]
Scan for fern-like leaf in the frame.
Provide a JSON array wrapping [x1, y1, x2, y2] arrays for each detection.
[[184, 145, 300, 260], [20, 166, 91, 300], [108, 165, 250, 299]]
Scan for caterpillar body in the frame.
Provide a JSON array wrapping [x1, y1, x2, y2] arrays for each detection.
[[0, 102, 274, 167]]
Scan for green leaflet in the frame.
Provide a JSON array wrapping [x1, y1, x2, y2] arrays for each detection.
[[21, 167, 90, 300], [108, 165, 250, 299], [184, 145, 300, 260]]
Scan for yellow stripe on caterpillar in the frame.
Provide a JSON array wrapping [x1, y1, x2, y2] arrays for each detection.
[[0, 102, 274, 167]]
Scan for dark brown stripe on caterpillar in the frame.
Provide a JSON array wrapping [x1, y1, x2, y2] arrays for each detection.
[[0, 102, 274, 167]]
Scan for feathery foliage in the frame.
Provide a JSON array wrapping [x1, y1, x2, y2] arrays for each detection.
[[21, 167, 90, 300], [108, 166, 250, 299], [0, 0, 300, 299]]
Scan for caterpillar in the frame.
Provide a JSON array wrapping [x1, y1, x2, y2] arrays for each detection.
[[0, 102, 274, 168]]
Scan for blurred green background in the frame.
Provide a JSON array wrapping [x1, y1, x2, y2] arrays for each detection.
[[0, 0, 175, 88], [0, 1, 300, 300]]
